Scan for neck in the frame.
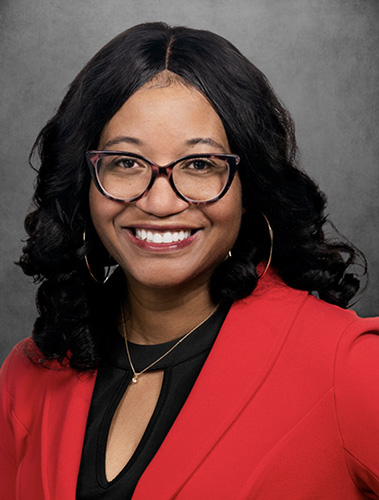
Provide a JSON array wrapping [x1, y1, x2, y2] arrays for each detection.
[[120, 277, 216, 345]]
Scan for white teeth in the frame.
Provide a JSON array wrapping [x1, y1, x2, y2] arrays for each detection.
[[152, 233, 163, 243], [135, 229, 192, 243], [163, 232, 172, 243]]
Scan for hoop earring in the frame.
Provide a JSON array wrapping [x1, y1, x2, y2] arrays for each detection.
[[83, 230, 112, 284], [258, 212, 273, 279]]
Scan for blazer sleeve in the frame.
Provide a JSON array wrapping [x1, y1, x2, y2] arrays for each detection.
[[0, 345, 26, 500], [0, 339, 45, 499], [334, 317, 379, 498]]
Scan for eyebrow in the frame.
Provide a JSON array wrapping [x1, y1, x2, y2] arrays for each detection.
[[102, 136, 227, 152], [102, 136, 142, 149], [185, 137, 227, 152]]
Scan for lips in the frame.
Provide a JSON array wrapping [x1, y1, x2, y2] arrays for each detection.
[[125, 225, 199, 250], [134, 228, 192, 244]]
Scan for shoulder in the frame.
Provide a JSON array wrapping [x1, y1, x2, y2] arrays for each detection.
[[333, 317, 379, 483], [1, 338, 71, 394], [0, 339, 50, 440], [240, 275, 379, 485], [1, 338, 95, 432], [234, 270, 362, 336], [1, 338, 46, 394], [261, 280, 379, 485], [232, 273, 379, 381]]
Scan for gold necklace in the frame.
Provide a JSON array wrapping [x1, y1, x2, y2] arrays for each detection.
[[120, 304, 219, 384]]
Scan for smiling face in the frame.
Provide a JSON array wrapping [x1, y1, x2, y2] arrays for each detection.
[[89, 79, 243, 294]]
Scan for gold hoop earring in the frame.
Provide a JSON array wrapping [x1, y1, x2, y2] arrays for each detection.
[[83, 230, 112, 284], [258, 212, 273, 279]]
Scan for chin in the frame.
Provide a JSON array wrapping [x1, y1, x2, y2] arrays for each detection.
[[123, 263, 216, 292]]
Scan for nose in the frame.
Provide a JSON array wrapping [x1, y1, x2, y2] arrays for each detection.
[[135, 175, 190, 217]]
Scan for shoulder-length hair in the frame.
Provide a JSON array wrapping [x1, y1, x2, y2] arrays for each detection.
[[19, 22, 366, 370]]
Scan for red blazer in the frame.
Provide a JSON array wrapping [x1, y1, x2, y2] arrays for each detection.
[[2, 272, 379, 499]]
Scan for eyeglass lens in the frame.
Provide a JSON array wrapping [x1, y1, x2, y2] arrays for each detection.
[[96, 155, 231, 202]]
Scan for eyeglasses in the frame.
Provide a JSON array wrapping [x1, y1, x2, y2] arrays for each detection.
[[86, 151, 240, 204]]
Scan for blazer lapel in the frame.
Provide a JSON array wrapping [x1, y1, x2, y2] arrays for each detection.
[[41, 368, 97, 499], [133, 273, 308, 499]]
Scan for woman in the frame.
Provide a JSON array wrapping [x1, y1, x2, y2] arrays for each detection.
[[1, 22, 379, 499]]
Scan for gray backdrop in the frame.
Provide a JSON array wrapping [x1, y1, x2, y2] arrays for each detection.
[[1, 0, 378, 364]]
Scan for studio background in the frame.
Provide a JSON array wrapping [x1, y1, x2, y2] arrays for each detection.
[[1, 0, 378, 363]]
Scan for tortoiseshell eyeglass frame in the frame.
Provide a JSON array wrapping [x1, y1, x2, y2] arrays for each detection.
[[86, 150, 240, 204]]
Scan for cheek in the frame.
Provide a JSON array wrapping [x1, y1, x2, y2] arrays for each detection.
[[89, 184, 105, 232], [225, 181, 243, 243], [205, 178, 243, 242], [89, 183, 118, 240], [222, 178, 243, 227]]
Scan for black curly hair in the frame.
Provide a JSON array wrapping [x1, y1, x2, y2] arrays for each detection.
[[18, 22, 366, 370]]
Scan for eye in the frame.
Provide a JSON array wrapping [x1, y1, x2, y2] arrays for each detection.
[[103, 156, 148, 172], [181, 158, 215, 171], [115, 157, 137, 169], [191, 159, 212, 170], [178, 157, 227, 176]]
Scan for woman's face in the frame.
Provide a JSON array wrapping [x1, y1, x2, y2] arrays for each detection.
[[89, 81, 243, 292]]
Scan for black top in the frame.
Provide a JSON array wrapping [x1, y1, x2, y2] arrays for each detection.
[[76, 302, 230, 499]]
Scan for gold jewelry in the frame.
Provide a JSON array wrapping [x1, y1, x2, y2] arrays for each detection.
[[83, 230, 112, 284], [120, 304, 219, 384], [258, 212, 273, 279]]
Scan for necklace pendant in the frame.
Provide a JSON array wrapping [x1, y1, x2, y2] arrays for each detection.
[[132, 376, 138, 384]]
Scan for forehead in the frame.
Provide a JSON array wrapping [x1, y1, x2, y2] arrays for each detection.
[[98, 81, 230, 155]]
